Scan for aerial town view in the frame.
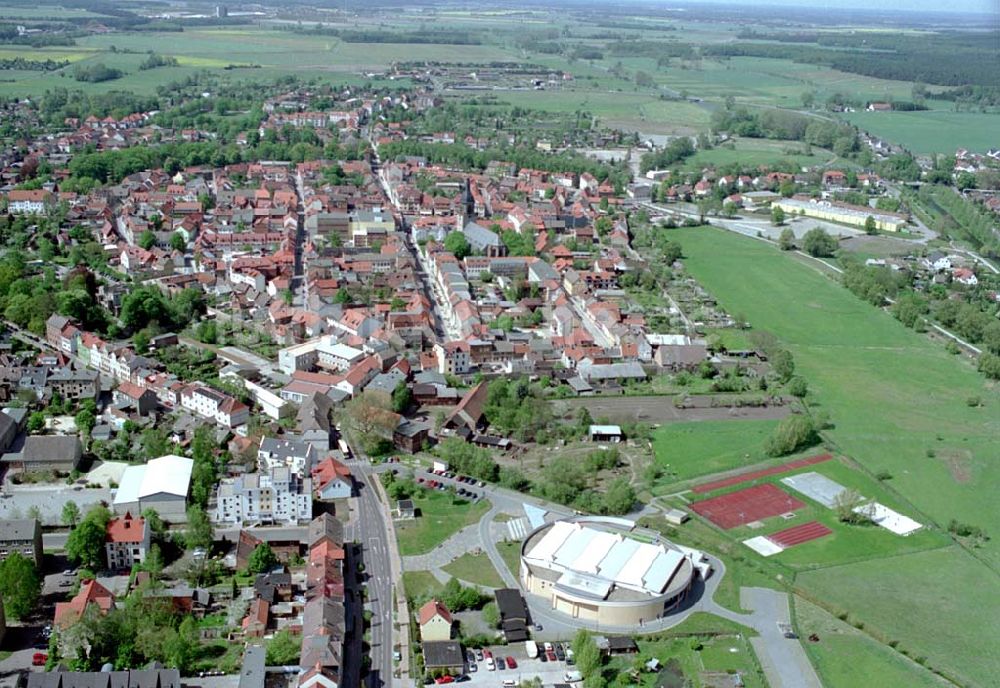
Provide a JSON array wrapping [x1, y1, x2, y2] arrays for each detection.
[[0, 0, 996, 686]]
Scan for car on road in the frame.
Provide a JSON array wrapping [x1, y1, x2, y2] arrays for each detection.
[[32, 653, 47, 666], [505, 656, 517, 669]]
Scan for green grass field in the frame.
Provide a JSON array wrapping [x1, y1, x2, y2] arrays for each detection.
[[842, 109, 1000, 155], [671, 226, 1000, 686], [651, 419, 780, 486], [496, 540, 522, 579], [797, 548, 999, 687], [609, 634, 766, 688], [681, 137, 837, 172], [401, 570, 443, 602], [441, 552, 504, 588], [794, 597, 951, 688], [395, 491, 490, 556]]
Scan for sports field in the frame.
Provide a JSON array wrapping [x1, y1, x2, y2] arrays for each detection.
[[671, 226, 1000, 686], [651, 419, 779, 487]]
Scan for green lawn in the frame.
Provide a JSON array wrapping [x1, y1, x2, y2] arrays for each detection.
[[794, 597, 951, 688], [497, 540, 522, 579], [842, 109, 1000, 155], [402, 571, 443, 602], [671, 226, 1000, 686], [395, 491, 490, 556], [442, 552, 504, 588], [651, 419, 779, 487]]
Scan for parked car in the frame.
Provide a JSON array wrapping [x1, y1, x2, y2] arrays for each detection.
[[475, 650, 484, 661], [547, 650, 557, 662], [506, 656, 517, 669], [434, 676, 454, 684], [496, 658, 506, 670], [32, 653, 47, 667], [555, 644, 566, 661], [485, 657, 495, 671]]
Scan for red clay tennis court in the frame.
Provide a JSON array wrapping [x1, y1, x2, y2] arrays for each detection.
[[767, 521, 832, 548], [690, 483, 805, 529], [692, 454, 834, 494]]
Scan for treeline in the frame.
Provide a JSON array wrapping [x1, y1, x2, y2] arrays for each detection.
[[0, 57, 68, 71], [378, 139, 630, 189], [73, 63, 123, 83], [606, 40, 694, 60], [286, 26, 482, 44], [706, 32, 1000, 91], [139, 53, 179, 71], [918, 185, 1000, 257], [37, 87, 158, 124]]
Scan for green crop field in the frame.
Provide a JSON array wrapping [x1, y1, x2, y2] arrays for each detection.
[[651, 419, 779, 486], [842, 109, 1000, 155], [670, 226, 1000, 686], [394, 491, 490, 556], [794, 597, 951, 688]]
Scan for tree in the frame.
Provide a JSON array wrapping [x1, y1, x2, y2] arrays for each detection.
[[194, 320, 217, 344], [62, 500, 81, 527], [27, 412, 45, 433], [66, 505, 112, 570], [141, 508, 167, 538], [170, 232, 186, 252], [75, 408, 96, 436], [247, 543, 279, 574], [391, 381, 413, 414], [138, 230, 157, 250], [802, 228, 838, 257], [771, 205, 785, 226], [443, 231, 471, 259], [342, 391, 399, 454], [184, 505, 214, 551], [778, 228, 796, 251], [764, 414, 820, 457], [572, 629, 602, 680], [266, 629, 301, 665], [771, 349, 795, 383], [163, 616, 199, 673], [832, 488, 871, 525], [482, 601, 500, 628], [0, 552, 41, 620], [864, 215, 877, 235], [787, 377, 808, 398]]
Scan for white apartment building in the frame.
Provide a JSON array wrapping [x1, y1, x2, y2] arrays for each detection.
[[214, 466, 312, 526], [180, 384, 250, 428], [258, 436, 317, 476]]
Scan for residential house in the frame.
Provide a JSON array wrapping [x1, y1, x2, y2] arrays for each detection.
[[105, 512, 151, 570], [54, 579, 115, 629], [311, 457, 354, 500], [418, 599, 453, 641]]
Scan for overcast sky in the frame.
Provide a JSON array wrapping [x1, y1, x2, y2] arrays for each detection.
[[678, 0, 996, 14]]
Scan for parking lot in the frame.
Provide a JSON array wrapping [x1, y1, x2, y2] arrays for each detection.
[[458, 643, 577, 686]]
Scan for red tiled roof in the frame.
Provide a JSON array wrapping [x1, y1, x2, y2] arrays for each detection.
[[418, 599, 452, 626], [106, 513, 145, 543]]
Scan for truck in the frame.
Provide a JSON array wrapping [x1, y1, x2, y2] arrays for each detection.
[[524, 640, 538, 659]]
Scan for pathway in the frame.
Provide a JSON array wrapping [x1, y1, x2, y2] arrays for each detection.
[[400, 523, 483, 571]]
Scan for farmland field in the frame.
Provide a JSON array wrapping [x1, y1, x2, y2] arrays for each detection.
[[670, 226, 1000, 686], [842, 109, 1000, 155]]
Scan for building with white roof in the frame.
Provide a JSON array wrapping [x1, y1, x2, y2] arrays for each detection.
[[520, 517, 709, 626], [112, 454, 194, 523]]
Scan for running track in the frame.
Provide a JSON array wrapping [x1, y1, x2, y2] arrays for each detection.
[[768, 521, 832, 547], [693, 454, 834, 494]]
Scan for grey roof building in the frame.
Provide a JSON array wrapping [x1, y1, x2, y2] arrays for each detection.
[[0, 518, 43, 567], [1, 435, 83, 473]]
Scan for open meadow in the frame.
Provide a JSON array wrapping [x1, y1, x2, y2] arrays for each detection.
[[670, 226, 1000, 687], [842, 108, 1000, 155]]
